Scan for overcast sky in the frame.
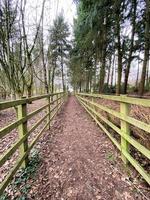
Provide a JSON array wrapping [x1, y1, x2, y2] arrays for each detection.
[[25, 0, 76, 39]]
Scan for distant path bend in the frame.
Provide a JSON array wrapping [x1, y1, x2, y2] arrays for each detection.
[[31, 96, 144, 200]]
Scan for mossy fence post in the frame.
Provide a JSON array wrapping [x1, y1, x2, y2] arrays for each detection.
[[17, 97, 29, 168], [120, 95, 130, 165]]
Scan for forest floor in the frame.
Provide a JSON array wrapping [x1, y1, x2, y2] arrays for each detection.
[[0, 96, 150, 199], [26, 96, 149, 200]]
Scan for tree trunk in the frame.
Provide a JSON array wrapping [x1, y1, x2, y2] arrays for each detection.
[[139, 0, 150, 96], [99, 64, 105, 93], [89, 70, 92, 93], [107, 56, 112, 86], [41, 14, 49, 94], [27, 60, 34, 98], [43, 63, 49, 93], [114, 0, 122, 95], [135, 56, 140, 89], [111, 54, 115, 87], [86, 70, 89, 92], [61, 64, 65, 92], [116, 55, 122, 95], [27, 85, 32, 98], [99, 43, 107, 93], [145, 59, 149, 88], [79, 81, 82, 92], [123, 0, 137, 94], [99, 20, 107, 93], [61, 47, 65, 92], [51, 62, 56, 96], [116, 22, 122, 95], [93, 53, 97, 92], [147, 59, 150, 90]]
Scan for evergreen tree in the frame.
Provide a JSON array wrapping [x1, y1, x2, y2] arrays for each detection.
[[48, 14, 70, 92]]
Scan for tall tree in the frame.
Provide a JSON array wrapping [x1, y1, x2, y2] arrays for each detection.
[[139, 0, 150, 96], [123, 0, 137, 94], [20, 0, 46, 97], [114, 0, 123, 95], [48, 14, 70, 92]]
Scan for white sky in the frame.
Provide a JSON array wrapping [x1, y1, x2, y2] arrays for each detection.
[[25, 0, 76, 40]]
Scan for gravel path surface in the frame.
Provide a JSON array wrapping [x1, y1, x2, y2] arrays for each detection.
[[29, 96, 147, 200]]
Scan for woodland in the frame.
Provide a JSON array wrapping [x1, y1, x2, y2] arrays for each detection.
[[70, 0, 150, 96], [0, 0, 150, 99], [0, 0, 150, 199]]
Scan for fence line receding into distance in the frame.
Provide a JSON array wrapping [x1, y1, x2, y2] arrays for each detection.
[[76, 93, 150, 185], [0, 92, 66, 194]]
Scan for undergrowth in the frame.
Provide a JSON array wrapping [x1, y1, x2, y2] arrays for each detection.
[[0, 149, 40, 200]]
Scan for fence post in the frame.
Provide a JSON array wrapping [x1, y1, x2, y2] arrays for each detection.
[[17, 97, 28, 168], [120, 95, 130, 165], [47, 95, 51, 129]]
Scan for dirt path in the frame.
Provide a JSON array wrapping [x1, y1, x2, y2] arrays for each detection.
[[30, 96, 145, 200]]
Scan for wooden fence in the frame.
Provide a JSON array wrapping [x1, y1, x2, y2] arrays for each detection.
[[0, 92, 66, 194], [76, 93, 150, 185]]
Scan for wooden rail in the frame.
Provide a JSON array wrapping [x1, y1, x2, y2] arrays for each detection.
[[0, 92, 66, 194], [76, 93, 150, 185]]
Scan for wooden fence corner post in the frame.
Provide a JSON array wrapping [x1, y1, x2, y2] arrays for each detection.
[[120, 95, 130, 165], [17, 97, 28, 168], [47, 95, 51, 129]]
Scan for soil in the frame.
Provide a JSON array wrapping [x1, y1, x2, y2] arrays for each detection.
[[27, 96, 149, 200]]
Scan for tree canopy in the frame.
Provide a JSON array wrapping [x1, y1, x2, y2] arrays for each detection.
[[69, 0, 150, 96]]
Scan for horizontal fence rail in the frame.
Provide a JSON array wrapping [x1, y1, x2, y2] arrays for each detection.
[[76, 93, 150, 185], [0, 92, 66, 194]]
